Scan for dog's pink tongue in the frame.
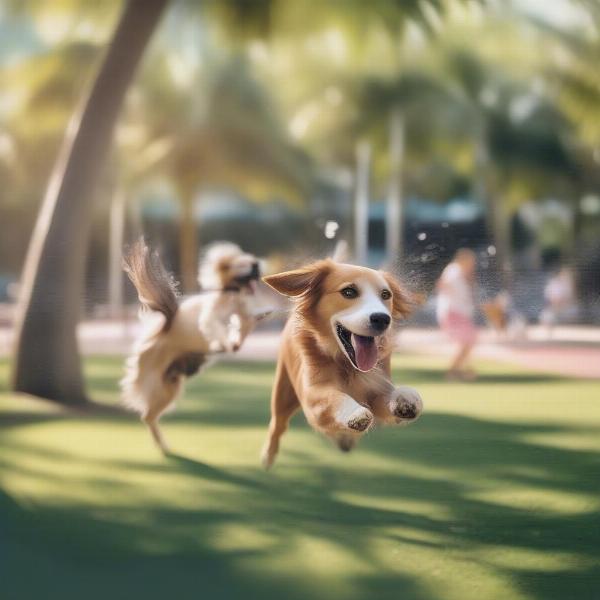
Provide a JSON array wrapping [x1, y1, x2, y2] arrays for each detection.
[[351, 334, 378, 371]]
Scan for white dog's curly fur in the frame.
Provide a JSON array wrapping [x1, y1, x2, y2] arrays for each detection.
[[121, 239, 264, 453]]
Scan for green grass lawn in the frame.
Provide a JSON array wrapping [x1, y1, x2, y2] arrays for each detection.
[[1, 355, 599, 600]]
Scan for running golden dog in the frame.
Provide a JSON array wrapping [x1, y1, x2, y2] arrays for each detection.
[[261, 259, 423, 468]]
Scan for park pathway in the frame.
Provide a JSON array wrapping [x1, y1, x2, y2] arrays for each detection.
[[1, 320, 599, 380]]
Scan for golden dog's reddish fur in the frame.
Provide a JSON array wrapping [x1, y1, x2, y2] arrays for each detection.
[[261, 259, 423, 468]]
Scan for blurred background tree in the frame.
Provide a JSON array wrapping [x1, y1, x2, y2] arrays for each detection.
[[10, 0, 168, 405]]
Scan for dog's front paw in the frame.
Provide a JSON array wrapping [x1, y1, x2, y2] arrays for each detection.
[[261, 443, 277, 470], [336, 395, 374, 432], [389, 386, 423, 422], [226, 331, 242, 353], [209, 340, 225, 353], [222, 339, 241, 353], [346, 406, 374, 432]]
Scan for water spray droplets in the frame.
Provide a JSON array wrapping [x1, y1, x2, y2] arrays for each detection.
[[324, 220, 339, 239]]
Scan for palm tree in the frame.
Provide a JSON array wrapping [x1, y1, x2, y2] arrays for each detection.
[[252, 0, 479, 265], [444, 48, 576, 284], [356, 71, 451, 267], [125, 52, 312, 292], [530, 8, 600, 164], [12, 0, 168, 404]]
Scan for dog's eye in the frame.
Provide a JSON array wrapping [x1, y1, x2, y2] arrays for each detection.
[[340, 287, 358, 299], [381, 289, 392, 300]]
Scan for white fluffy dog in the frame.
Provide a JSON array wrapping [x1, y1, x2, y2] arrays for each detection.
[[121, 239, 265, 453]]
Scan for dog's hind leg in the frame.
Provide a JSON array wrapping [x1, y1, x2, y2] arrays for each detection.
[[142, 353, 205, 454], [261, 361, 299, 469], [143, 412, 170, 454], [142, 376, 182, 455]]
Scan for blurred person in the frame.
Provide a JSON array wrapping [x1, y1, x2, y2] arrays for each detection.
[[436, 248, 478, 381], [540, 267, 577, 335], [482, 291, 528, 341], [481, 291, 509, 335]]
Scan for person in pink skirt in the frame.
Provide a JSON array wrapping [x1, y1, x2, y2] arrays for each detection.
[[436, 248, 478, 380]]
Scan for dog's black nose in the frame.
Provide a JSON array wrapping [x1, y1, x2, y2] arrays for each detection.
[[250, 262, 260, 278], [370, 312, 391, 331]]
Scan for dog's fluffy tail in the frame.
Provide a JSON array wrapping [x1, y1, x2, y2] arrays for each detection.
[[123, 239, 179, 332]]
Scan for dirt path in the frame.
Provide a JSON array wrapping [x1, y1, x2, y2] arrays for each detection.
[[398, 328, 600, 379]]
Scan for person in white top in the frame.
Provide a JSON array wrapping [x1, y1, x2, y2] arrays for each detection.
[[436, 248, 478, 380], [540, 267, 577, 335]]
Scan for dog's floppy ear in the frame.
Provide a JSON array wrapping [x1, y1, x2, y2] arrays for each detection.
[[382, 271, 412, 319], [263, 260, 330, 297]]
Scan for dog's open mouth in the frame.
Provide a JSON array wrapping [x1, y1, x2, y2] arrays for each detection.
[[336, 323, 379, 372]]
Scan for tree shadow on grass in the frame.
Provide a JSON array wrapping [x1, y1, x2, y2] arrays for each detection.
[[1, 358, 599, 600], [0, 457, 432, 600], [2, 408, 600, 600], [166, 453, 267, 491]]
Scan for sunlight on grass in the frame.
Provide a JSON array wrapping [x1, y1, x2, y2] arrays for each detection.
[[1, 354, 599, 600], [466, 488, 600, 515]]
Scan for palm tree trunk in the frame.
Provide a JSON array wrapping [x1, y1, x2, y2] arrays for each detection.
[[179, 185, 199, 293], [490, 196, 511, 287], [474, 124, 510, 288], [108, 187, 126, 318], [354, 141, 371, 265], [11, 0, 168, 404], [386, 109, 404, 270]]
